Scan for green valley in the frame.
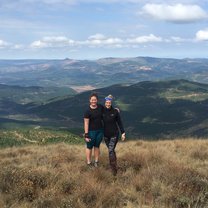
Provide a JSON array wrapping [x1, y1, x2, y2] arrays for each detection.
[[1, 79, 208, 139]]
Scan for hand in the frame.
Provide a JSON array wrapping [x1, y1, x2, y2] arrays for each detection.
[[84, 133, 91, 142], [85, 137, 91, 142], [121, 133, 125, 141]]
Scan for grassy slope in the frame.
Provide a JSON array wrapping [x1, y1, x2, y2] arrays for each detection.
[[0, 138, 207, 208], [0, 129, 83, 148]]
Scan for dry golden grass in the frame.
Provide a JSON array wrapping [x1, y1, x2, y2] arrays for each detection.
[[0, 139, 208, 208]]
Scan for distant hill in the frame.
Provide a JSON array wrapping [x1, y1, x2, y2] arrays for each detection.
[[1, 57, 208, 88], [0, 84, 76, 130], [0, 84, 76, 105], [30, 79, 208, 138]]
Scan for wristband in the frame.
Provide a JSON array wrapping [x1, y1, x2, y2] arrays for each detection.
[[84, 133, 89, 138]]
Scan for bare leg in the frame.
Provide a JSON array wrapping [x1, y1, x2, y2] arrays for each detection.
[[94, 147, 100, 162], [86, 148, 92, 164]]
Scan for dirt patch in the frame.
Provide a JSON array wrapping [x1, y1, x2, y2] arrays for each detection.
[[70, 85, 96, 93]]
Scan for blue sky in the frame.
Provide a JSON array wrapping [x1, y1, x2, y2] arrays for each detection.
[[0, 0, 208, 59]]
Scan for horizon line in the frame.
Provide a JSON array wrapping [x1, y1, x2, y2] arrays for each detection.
[[0, 56, 208, 61]]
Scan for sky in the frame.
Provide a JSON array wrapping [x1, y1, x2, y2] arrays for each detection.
[[0, 0, 208, 59]]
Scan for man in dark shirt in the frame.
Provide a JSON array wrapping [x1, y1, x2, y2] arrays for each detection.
[[103, 95, 125, 175], [84, 104, 103, 132], [84, 93, 104, 167]]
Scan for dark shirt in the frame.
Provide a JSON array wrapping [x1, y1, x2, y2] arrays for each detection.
[[103, 106, 125, 138], [84, 104, 104, 131]]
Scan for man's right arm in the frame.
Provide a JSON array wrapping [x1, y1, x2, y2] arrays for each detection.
[[84, 118, 89, 135], [84, 117, 91, 142]]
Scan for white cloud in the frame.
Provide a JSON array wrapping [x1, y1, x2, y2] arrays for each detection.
[[170, 36, 184, 42], [0, 39, 10, 48], [11, 32, 203, 51], [42, 36, 73, 43], [30, 40, 48, 48], [13, 44, 24, 49], [79, 34, 123, 47], [0, 39, 24, 50], [30, 36, 75, 48], [33, 33, 163, 49], [88, 33, 106, 40], [84, 33, 123, 47], [141, 3, 208, 23], [170, 36, 192, 42], [127, 34, 162, 43], [196, 29, 208, 41], [30, 34, 124, 49]]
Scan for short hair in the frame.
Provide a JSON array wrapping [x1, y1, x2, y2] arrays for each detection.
[[89, 92, 98, 100]]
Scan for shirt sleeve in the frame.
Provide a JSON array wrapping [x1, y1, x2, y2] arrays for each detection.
[[84, 109, 90, 119], [115, 109, 125, 134]]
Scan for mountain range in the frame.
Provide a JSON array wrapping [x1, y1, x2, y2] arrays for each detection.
[[1, 57, 208, 89]]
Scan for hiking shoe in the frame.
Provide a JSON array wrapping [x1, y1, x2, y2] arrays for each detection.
[[87, 163, 94, 169], [94, 161, 99, 168], [111, 167, 117, 176], [112, 169, 117, 176]]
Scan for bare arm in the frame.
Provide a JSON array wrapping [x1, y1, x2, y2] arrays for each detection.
[[84, 118, 89, 134], [84, 118, 91, 142]]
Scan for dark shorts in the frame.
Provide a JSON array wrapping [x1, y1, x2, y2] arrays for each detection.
[[86, 129, 103, 149]]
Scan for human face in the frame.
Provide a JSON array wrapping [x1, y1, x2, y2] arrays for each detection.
[[90, 96, 98, 107], [105, 100, 112, 109]]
